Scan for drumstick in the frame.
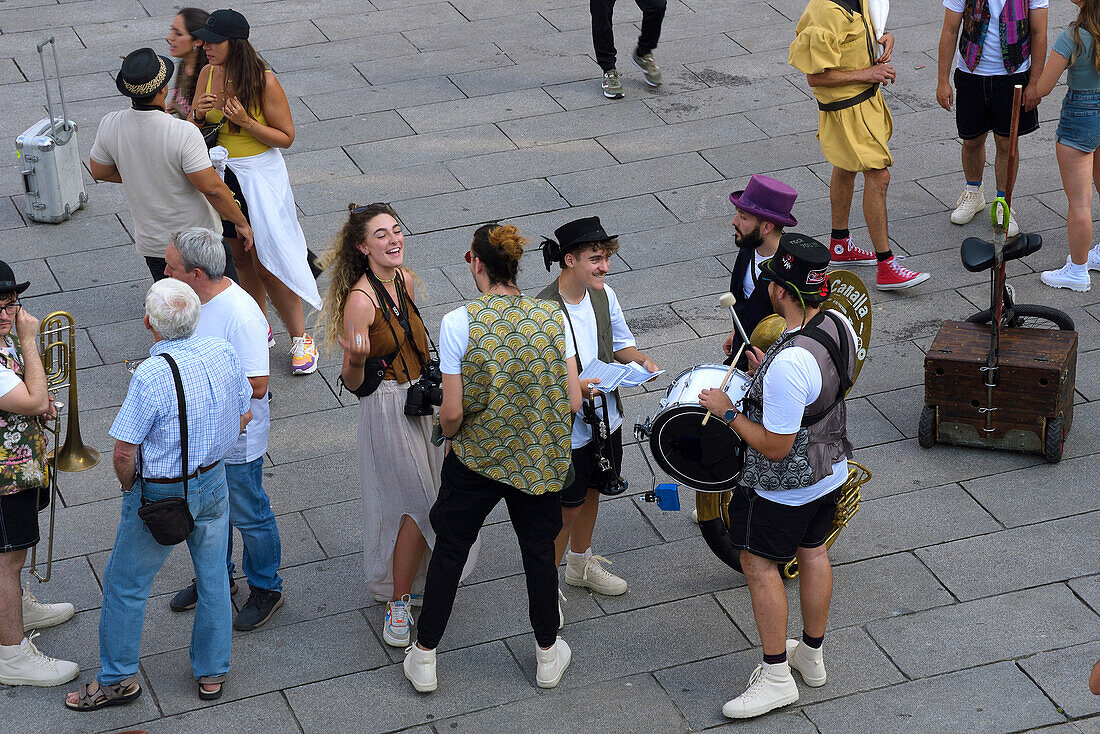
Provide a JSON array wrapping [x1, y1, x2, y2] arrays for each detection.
[[702, 293, 748, 427]]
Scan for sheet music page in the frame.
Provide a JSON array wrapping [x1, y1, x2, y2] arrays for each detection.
[[579, 359, 629, 391], [618, 361, 665, 387]]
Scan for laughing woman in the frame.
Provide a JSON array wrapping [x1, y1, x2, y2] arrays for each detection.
[[190, 9, 322, 374], [319, 203, 478, 651]]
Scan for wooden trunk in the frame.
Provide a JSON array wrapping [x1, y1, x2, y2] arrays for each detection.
[[923, 320, 1076, 454]]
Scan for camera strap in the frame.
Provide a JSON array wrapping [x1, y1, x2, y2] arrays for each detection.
[[365, 270, 437, 381]]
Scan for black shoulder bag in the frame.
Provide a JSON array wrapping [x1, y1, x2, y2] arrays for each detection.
[[137, 354, 195, 546]]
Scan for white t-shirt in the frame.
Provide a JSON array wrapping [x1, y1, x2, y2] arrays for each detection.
[[439, 299, 576, 375], [193, 281, 270, 464], [90, 108, 222, 258], [943, 0, 1048, 76], [742, 250, 770, 299], [755, 312, 857, 506], [0, 339, 21, 399]]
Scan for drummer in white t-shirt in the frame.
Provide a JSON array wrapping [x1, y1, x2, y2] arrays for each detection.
[[163, 227, 285, 632], [536, 217, 658, 610]]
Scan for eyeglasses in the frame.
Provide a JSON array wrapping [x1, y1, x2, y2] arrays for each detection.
[[0, 301, 21, 316], [464, 251, 473, 263], [351, 202, 391, 215]]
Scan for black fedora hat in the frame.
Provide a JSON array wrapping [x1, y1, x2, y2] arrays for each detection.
[[193, 9, 250, 43], [542, 216, 616, 271], [758, 232, 832, 304], [0, 260, 30, 295], [116, 48, 175, 99]]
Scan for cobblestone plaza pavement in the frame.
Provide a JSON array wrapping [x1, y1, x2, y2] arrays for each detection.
[[2, 0, 1100, 731]]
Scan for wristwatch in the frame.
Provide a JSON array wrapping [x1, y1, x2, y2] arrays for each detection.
[[724, 408, 739, 424]]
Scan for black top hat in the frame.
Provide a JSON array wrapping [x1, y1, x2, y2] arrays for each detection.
[[116, 48, 175, 99], [758, 232, 832, 304], [541, 216, 616, 271], [0, 261, 30, 295], [193, 9, 250, 43]]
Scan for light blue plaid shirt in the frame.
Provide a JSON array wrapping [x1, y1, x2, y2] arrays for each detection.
[[111, 335, 251, 479]]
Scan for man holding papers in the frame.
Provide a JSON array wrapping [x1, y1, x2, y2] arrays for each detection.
[[539, 217, 658, 612]]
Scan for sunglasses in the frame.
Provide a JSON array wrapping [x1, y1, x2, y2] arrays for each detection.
[[351, 202, 391, 215]]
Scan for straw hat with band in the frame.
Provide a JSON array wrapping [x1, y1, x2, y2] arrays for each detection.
[[115, 48, 175, 99], [541, 216, 616, 271], [758, 232, 832, 306]]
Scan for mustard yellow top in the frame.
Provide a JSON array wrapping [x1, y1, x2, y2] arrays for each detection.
[[789, 0, 893, 172], [204, 69, 271, 157]]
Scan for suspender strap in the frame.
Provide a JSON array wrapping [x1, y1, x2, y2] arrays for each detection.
[[800, 311, 852, 427]]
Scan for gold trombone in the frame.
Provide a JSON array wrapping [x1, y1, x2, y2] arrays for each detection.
[[29, 311, 99, 582]]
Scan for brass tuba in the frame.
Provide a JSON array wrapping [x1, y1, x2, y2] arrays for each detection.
[[29, 311, 99, 582]]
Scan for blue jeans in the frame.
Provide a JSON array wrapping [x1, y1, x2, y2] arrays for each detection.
[[98, 463, 231, 684], [225, 458, 283, 593]]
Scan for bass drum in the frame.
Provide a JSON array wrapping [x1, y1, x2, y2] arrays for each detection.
[[649, 364, 750, 491]]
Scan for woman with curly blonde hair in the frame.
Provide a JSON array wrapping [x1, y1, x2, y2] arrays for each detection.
[[319, 203, 476, 650], [403, 222, 581, 694]]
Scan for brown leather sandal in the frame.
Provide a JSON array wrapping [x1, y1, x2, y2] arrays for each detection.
[[64, 678, 142, 711], [198, 675, 226, 700]]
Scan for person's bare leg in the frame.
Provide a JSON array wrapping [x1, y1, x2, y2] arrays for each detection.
[[229, 237, 267, 318], [0, 550, 26, 645], [961, 134, 987, 184], [741, 550, 787, 656], [793, 544, 832, 638], [830, 167, 858, 231], [863, 167, 891, 254], [392, 515, 428, 600], [554, 505, 583, 566], [256, 261, 305, 338], [1057, 143, 1095, 266], [566, 488, 600, 556]]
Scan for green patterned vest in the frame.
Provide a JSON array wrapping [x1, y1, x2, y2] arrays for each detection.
[[452, 294, 574, 495]]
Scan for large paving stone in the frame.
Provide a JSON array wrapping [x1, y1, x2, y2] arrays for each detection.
[[445, 138, 616, 189], [866, 584, 1098, 678], [265, 403, 358, 464], [498, 100, 665, 148], [550, 152, 722, 207], [0, 667, 159, 734], [1, 213, 131, 261], [915, 512, 1100, 600], [301, 76, 465, 120], [448, 54, 596, 98], [598, 112, 766, 164], [803, 661, 1063, 734], [716, 552, 954, 646], [358, 42, 515, 86], [293, 165, 464, 217], [344, 123, 517, 172], [394, 179, 568, 233], [401, 87, 563, 135], [143, 610, 387, 715], [24, 278, 148, 330], [313, 2, 466, 41], [1021, 641, 1100, 719], [507, 595, 749, 690], [286, 641, 533, 732], [960, 453, 1100, 528], [1070, 575, 1100, 615], [655, 626, 904, 731], [403, 11, 559, 52], [437, 673, 691, 734], [835, 483, 1001, 560], [128, 691, 301, 734]]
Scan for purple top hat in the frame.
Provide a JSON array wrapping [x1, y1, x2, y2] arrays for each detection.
[[729, 174, 798, 228]]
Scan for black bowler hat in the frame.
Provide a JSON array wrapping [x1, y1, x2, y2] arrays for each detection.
[[0, 260, 30, 295], [758, 232, 832, 304], [541, 216, 616, 271], [193, 9, 250, 43], [115, 48, 175, 99]]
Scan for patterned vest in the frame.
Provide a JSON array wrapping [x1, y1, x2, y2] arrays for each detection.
[[959, 0, 1031, 74], [0, 337, 48, 497], [740, 311, 855, 493], [452, 294, 574, 495]]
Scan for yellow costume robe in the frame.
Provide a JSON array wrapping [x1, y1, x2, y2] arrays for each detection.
[[789, 0, 893, 172]]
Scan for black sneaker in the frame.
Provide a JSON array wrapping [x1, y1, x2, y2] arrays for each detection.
[[169, 578, 238, 612], [233, 588, 284, 631]]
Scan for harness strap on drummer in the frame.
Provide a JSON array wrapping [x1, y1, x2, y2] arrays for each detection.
[[799, 311, 852, 427]]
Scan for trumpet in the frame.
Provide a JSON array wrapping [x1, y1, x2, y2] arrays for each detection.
[[29, 311, 99, 583]]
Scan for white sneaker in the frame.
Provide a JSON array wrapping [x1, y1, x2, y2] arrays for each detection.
[[786, 638, 826, 687], [992, 204, 1020, 237], [950, 187, 986, 224], [558, 588, 566, 630], [535, 637, 571, 689], [383, 595, 412, 647], [564, 552, 627, 596], [1086, 243, 1100, 273], [403, 643, 437, 693], [1040, 261, 1091, 292], [722, 661, 799, 719], [0, 633, 79, 687], [22, 583, 74, 631]]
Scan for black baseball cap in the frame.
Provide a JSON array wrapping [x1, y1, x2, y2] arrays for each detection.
[[193, 9, 250, 43]]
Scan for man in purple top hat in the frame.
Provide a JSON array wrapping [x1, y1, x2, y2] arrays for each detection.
[[723, 175, 798, 365]]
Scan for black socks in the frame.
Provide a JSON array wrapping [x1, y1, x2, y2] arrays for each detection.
[[802, 631, 824, 649], [876, 249, 893, 263], [763, 651, 787, 665], [831, 228, 849, 241]]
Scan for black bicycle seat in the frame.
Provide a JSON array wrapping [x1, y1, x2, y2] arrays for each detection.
[[960, 233, 1043, 272]]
